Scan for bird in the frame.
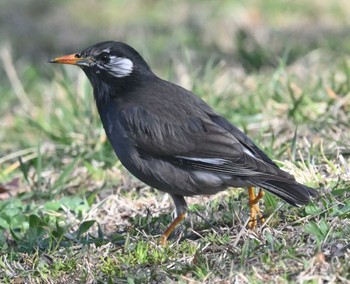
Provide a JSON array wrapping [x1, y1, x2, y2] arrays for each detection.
[[50, 41, 318, 244]]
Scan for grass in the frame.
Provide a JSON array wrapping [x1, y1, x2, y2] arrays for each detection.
[[1, 1, 350, 283]]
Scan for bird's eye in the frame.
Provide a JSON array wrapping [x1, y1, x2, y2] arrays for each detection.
[[75, 53, 82, 58], [100, 53, 110, 63]]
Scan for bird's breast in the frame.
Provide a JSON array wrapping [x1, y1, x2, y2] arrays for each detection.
[[96, 99, 135, 165]]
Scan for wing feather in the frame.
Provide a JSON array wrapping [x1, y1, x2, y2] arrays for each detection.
[[119, 105, 292, 181]]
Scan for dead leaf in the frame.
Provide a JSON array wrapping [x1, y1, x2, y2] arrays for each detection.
[[0, 177, 21, 200]]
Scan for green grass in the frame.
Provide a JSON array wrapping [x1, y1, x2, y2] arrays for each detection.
[[1, 1, 350, 283]]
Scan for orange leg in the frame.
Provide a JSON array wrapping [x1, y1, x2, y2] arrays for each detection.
[[248, 186, 265, 229], [159, 213, 186, 246]]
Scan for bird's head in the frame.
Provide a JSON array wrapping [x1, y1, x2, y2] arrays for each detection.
[[50, 41, 154, 100]]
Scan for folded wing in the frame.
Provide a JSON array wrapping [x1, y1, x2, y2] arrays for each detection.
[[119, 104, 318, 205]]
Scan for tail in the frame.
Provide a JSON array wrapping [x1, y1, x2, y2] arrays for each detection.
[[252, 179, 319, 207]]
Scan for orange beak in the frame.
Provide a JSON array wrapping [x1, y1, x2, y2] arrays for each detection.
[[49, 53, 92, 67]]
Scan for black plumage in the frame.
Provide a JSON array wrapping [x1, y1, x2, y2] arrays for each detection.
[[50, 41, 318, 243]]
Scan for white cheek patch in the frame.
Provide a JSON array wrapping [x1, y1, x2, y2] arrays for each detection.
[[103, 56, 133, 78]]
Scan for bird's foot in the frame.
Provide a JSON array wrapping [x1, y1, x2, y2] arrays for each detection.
[[159, 213, 186, 246], [248, 187, 265, 229]]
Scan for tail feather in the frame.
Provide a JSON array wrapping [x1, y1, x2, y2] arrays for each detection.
[[252, 180, 318, 207]]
